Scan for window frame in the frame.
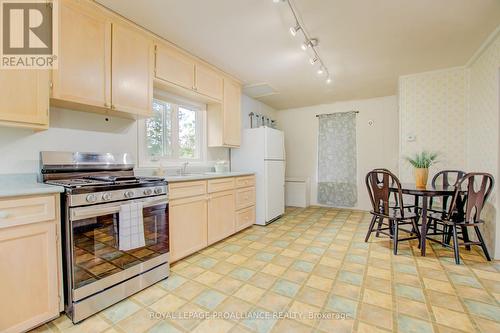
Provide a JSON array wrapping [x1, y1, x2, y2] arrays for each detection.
[[138, 91, 207, 167]]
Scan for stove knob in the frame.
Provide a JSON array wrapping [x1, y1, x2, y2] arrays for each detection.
[[102, 192, 112, 201], [143, 188, 153, 195], [86, 194, 98, 203], [124, 190, 135, 198], [154, 187, 163, 194]]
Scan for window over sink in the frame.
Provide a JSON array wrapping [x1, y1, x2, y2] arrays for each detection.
[[139, 94, 206, 166]]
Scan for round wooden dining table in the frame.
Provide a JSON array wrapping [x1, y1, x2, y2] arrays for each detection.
[[389, 183, 458, 256]]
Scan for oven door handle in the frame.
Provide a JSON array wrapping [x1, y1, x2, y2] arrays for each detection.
[[70, 195, 168, 221]]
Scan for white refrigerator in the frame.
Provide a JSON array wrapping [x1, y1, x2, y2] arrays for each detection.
[[231, 127, 285, 225]]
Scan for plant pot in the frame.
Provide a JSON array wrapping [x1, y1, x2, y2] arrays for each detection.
[[415, 168, 429, 188]]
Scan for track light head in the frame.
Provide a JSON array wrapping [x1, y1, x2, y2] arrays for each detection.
[[326, 77, 332, 84], [317, 66, 325, 75], [309, 57, 318, 65], [289, 25, 300, 37], [272, 0, 284, 3]]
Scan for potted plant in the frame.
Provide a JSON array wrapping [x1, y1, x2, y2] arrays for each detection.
[[406, 151, 438, 188]]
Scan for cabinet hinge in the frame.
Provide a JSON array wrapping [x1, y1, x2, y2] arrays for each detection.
[[49, 81, 53, 89]]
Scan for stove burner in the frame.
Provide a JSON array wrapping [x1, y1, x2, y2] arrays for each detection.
[[46, 178, 113, 187], [84, 175, 138, 183]]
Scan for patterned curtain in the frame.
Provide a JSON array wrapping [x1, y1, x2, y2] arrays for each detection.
[[317, 112, 357, 207]]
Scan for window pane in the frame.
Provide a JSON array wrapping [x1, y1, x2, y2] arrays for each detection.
[[178, 106, 197, 159], [146, 101, 172, 159]]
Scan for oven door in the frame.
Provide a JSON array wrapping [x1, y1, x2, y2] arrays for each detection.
[[68, 195, 168, 301]]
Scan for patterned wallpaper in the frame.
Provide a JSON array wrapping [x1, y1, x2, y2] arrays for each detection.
[[467, 32, 500, 257], [398, 31, 500, 257], [399, 68, 468, 182]]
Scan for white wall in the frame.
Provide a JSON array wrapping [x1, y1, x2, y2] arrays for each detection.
[[0, 94, 269, 174], [276, 95, 399, 211], [241, 94, 277, 129], [0, 108, 138, 174]]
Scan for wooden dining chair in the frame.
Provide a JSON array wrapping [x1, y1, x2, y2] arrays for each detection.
[[365, 169, 421, 254], [430, 172, 493, 264], [428, 170, 466, 237]]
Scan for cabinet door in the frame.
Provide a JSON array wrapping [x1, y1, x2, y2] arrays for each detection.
[[195, 63, 223, 100], [0, 221, 59, 332], [112, 23, 154, 116], [169, 195, 207, 262], [208, 190, 235, 245], [52, 0, 111, 108], [0, 70, 49, 129], [223, 79, 241, 146], [155, 44, 195, 91]]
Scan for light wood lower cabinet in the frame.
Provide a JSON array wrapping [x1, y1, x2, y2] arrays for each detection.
[[208, 190, 235, 245], [169, 195, 208, 262], [236, 206, 256, 232], [168, 176, 255, 263], [0, 194, 60, 333]]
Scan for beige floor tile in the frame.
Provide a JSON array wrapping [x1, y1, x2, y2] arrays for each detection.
[[396, 297, 431, 321], [116, 309, 156, 333], [258, 292, 292, 311], [212, 276, 244, 295], [357, 322, 391, 333], [226, 254, 248, 265], [362, 288, 393, 310], [194, 270, 224, 285], [358, 303, 393, 331], [171, 281, 207, 300], [191, 319, 234, 333], [305, 275, 334, 290], [149, 294, 187, 313], [366, 266, 392, 280], [316, 318, 354, 333], [295, 286, 328, 308], [261, 263, 287, 276], [233, 284, 266, 303], [427, 290, 464, 312], [422, 278, 456, 295], [288, 301, 321, 327], [271, 318, 314, 333], [432, 306, 475, 332], [332, 282, 361, 300]]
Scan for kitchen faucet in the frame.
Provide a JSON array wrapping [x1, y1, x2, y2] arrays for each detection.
[[180, 161, 189, 175]]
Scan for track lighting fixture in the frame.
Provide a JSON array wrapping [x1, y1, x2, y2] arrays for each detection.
[[276, 0, 332, 85]]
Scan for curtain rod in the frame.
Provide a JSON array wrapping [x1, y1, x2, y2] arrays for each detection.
[[315, 111, 359, 117]]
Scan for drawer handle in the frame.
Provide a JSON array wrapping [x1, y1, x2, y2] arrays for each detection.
[[0, 211, 10, 219]]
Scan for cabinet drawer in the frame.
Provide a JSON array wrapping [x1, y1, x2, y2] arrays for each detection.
[[207, 177, 235, 193], [0, 195, 56, 229], [236, 206, 255, 231], [235, 187, 256, 210], [169, 181, 207, 200], [235, 175, 255, 188]]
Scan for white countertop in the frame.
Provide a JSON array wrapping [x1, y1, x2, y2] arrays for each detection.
[[0, 174, 64, 198], [164, 171, 255, 182]]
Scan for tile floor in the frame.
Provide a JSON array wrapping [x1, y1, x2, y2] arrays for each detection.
[[33, 207, 500, 333]]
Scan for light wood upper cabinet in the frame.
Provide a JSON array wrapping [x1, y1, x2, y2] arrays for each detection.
[[111, 23, 154, 116], [208, 190, 235, 245], [0, 70, 49, 130], [169, 195, 208, 262], [155, 43, 195, 91], [0, 194, 60, 333], [195, 63, 223, 100], [207, 77, 242, 147], [223, 79, 242, 146], [52, 0, 111, 109]]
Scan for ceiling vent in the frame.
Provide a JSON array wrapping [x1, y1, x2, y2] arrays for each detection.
[[242, 83, 278, 98]]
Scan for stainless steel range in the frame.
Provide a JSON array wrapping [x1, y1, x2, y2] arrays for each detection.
[[41, 151, 169, 323]]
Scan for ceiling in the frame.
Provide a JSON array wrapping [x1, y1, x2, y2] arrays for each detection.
[[96, 0, 500, 110]]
